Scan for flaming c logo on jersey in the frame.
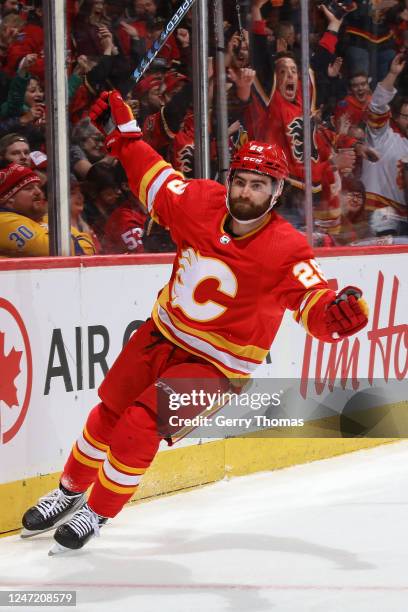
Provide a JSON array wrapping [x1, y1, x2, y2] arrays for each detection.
[[171, 248, 238, 322], [0, 298, 32, 444]]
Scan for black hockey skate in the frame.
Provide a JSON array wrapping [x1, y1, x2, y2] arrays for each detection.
[[49, 503, 107, 555], [21, 487, 86, 538]]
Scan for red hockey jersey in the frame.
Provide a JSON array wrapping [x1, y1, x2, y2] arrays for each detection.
[[334, 94, 371, 127], [102, 201, 146, 254], [259, 86, 327, 193], [116, 139, 337, 379]]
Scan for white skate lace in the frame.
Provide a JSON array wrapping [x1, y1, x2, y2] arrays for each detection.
[[67, 505, 104, 538], [36, 488, 81, 520]]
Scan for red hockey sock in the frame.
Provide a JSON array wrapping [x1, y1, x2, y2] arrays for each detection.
[[87, 404, 160, 517], [60, 402, 118, 493]]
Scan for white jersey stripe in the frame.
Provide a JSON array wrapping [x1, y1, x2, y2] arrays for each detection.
[[147, 168, 175, 213], [157, 305, 259, 375]]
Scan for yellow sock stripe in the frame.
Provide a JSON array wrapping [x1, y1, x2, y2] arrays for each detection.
[[138, 160, 171, 207], [107, 449, 147, 475], [301, 289, 330, 334], [83, 426, 109, 452], [72, 443, 103, 469], [98, 465, 139, 496]]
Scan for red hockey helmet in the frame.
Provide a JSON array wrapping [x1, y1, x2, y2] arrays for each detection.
[[226, 141, 288, 224], [229, 141, 289, 180]]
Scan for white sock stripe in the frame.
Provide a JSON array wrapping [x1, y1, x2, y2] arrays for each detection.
[[103, 459, 142, 486], [77, 434, 107, 461]]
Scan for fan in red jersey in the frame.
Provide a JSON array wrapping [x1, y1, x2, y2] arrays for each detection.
[[21, 90, 369, 556]]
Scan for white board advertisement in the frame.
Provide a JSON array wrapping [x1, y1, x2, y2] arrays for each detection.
[[0, 251, 406, 484]]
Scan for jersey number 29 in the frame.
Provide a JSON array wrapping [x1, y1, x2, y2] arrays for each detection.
[[293, 259, 327, 289]]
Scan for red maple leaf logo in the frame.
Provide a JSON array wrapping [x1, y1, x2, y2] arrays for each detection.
[[0, 331, 22, 408]]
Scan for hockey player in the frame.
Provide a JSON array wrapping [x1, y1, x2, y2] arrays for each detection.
[[21, 91, 369, 554]]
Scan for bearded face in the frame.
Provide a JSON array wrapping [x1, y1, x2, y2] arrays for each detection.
[[275, 58, 298, 102], [133, 0, 157, 19], [228, 171, 274, 222]]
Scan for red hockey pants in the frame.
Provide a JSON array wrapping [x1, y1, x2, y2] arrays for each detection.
[[61, 318, 229, 517]]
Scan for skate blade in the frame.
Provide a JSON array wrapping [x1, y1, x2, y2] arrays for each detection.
[[21, 526, 55, 539], [48, 542, 73, 556]]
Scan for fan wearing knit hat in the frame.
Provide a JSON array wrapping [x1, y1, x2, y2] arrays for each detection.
[[0, 163, 45, 219], [0, 163, 96, 257]]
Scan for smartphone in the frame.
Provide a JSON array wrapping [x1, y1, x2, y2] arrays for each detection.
[[324, 0, 357, 20]]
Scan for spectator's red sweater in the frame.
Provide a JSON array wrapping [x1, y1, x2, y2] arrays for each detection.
[[5, 24, 44, 78]]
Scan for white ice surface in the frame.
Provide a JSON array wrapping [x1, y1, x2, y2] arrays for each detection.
[[1, 441, 408, 612]]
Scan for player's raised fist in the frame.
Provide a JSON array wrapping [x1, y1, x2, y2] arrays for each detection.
[[89, 90, 142, 155], [90, 90, 141, 137], [325, 286, 369, 339], [109, 90, 137, 128]]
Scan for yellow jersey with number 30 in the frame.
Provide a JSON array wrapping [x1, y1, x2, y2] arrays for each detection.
[[0, 210, 96, 257]]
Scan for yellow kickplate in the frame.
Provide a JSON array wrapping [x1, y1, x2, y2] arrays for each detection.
[[0, 434, 396, 535]]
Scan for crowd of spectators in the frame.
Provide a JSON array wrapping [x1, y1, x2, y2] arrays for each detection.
[[1, 0, 408, 258]]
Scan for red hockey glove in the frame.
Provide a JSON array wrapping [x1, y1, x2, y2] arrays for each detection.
[[89, 90, 142, 153], [325, 286, 369, 339]]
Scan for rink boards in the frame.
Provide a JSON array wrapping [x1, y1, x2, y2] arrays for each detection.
[[0, 247, 407, 534]]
